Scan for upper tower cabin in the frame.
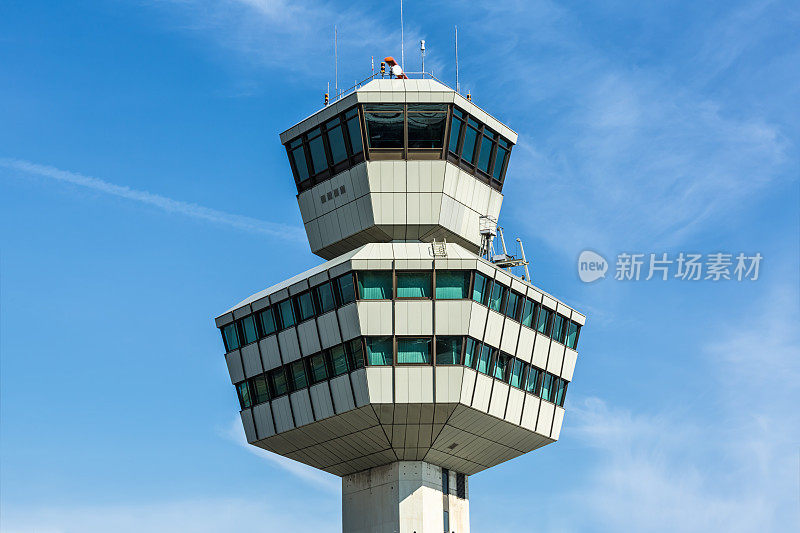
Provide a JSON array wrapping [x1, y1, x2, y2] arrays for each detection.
[[280, 78, 517, 260]]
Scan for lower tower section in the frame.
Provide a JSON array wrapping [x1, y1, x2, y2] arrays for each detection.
[[342, 461, 469, 533]]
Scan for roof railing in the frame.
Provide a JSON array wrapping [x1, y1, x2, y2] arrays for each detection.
[[328, 70, 456, 105]]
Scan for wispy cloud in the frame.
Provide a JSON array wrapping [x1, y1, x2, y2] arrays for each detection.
[[0, 158, 305, 240]]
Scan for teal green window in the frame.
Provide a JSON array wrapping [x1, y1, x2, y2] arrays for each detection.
[[310, 353, 328, 383], [554, 378, 568, 407], [566, 321, 580, 349], [448, 115, 463, 154], [552, 314, 566, 343], [236, 381, 252, 409], [462, 119, 480, 163], [325, 118, 348, 164], [336, 274, 356, 305], [396, 271, 431, 298], [222, 323, 239, 351], [472, 273, 490, 304], [407, 104, 447, 149], [397, 338, 431, 364], [240, 315, 258, 344], [536, 307, 551, 335], [330, 345, 349, 376], [345, 108, 363, 154], [476, 344, 493, 375], [364, 105, 404, 149], [509, 359, 524, 388], [358, 271, 393, 300], [347, 339, 365, 369], [541, 373, 554, 402], [366, 336, 393, 365], [435, 271, 470, 299], [488, 281, 505, 312], [505, 291, 520, 320], [525, 367, 541, 395], [435, 336, 461, 365], [464, 338, 478, 368], [259, 308, 276, 336], [307, 127, 328, 175], [252, 376, 270, 404], [290, 360, 308, 390], [270, 368, 288, 397], [520, 299, 535, 328], [289, 139, 309, 182], [278, 299, 295, 329], [493, 144, 508, 182], [296, 292, 315, 322], [316, 282, 336, 314], [477, 133, 493, 174], [493, 352, 509, 380]]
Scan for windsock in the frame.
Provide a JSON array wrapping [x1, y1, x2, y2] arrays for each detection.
[[384, 56, 408, 79]]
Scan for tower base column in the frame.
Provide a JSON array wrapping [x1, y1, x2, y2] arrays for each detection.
[[342, 461, 469, 533]]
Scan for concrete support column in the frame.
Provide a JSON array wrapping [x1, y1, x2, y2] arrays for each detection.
[[342, 461, 469, 533]]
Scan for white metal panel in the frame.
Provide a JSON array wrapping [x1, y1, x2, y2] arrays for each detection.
[[516, 327, 535, 363], [258, 336, 282, 371], [435, 366, 464, 403], [520, 394, 540, 431], [272, 396, 295, 433], [351, 368, 370, 407], [532, 334, 550, 368], [488, 381, 509, 419], [316, 311, 342, 349], [551, 406, 565, 440], [297, 320, 321, 356], [504, 388, 525, 425], [240, 343, 263, 378], [395, 301, 433, 335], [366, 367, 393, 403], [252, 402, 275, 439], [547, 343, 565, 374], [225, 351, 244, 384], [484, 310, 504, 347], [468, 302, 488, 339], [277, 329, 301, 363], [290, 391, 314, 428], [460, 368, 477, 405], [337, 303, 361, 341], [394, 367, 411, 403], [537, 401, 555, 436], [240, 409, 257, 443], [500, 320, 520, 354], [562, 348, 578, 381], [309, 382, 335, 420], [357, 301, 393, 335], [471, 373, 493, 413], [329, 374, 356, 413]]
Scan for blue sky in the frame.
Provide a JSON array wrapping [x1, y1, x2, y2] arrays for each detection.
[[1, 0, 798, 531]]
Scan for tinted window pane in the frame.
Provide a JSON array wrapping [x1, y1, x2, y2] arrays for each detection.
[[509, 359, 524, 388], [493, 352, 509, 380], [552, 314, 566, 343], [520, 299, 535, 328], [310, 354, 328, 383], [237, 381, 252, 409], [448, 117, 463, 154], [336, 274, 356, 305], [435, 270, 470, 299], [308, 133, 327, 174], [330, 345, 349, 376], [536, 307, 551, 335], [472, 273, 489, 304], [366, 336, 393, 365], [541, 373, 554, 402], [436, 336, 461, 365], [525, 367, 541, 395], [397, 337, 431, 364], [358, 271, 393, 299], [326, 124, 347, 164], [290, 360, 308, 390], [348, 339, 365, 369], [259, 308, 276, 336], [464, 338, 478, 368], [476, 344, 492, 375], [493, 146, 508, 181], [396, 271, 431, 298], [566, 321, 580, 349], [316, 282, 336, 314], [296, 292, 315, 322], [477, 134, 493, 173], [488, 282, 505, 312], [554, 378, 567, 406], [253, 376, 270, 404], [462, 125, 479, 162], [222, 323, 239, 351], [408, 105, 447, 148], [270, 369, 288, 396], [505, 292, 519, 320], [240, 315, 258, 344], [291, 146, 309, 181], [346, 115, 363, 154], [278, 299, 295, 329], [364, 107, 404, 148]]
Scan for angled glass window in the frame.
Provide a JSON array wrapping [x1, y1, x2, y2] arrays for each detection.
[[493, 141, 508, 182], [330, 345, 349, 376], [278, 299, 295, 329], [397, 337, 431, 364], [240, 315, 258, 345], [345, 108, 363, 154], [493, 352, 510, 380], [461, 119, 480, 163], [252, 376, 270, 404], [477, 132, 494, 174], [476, 344, 493, 375], [436, 336, 461, 365], [259, 307, 277, 336], [315, 282, 336, 314], [335, 273, 356, 305], [222, 323, 239, 351], [325, 118, 348, 164], [366, 336, 393, 365], [541, 373, 554, 402], [435, 270, 470, 299], [296, 291, 315, 322], [554, 378, 568, 407], [448, 114, 463, 154], [289, 360, 308, 390], [509, 358, 524, 389], [347, 338, 365, 369], [307, 127, 328, 175], [472, 273, 490, 305], [310, 353, 328, 383], [552, 314, 566, 344], [488, 281, 505, 312], [407, 104, 447, 148], [236, 381, 252, 409], [536, 307, 551, 335], [525, 367, 541, 395], [520, 299, 535, 328], [464, 338, 478, 368], [396, 271, 431, 298], [358, 271, 393, 299], [505, 291, 520, 320], [364, 105, 404, 148], [289, 139, 310, 182], [566, 321, 580, 349], [270, 368, 288, 397], [442, 468, 449, 493]]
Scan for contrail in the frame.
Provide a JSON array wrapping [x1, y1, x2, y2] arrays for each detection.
[[0, 158, 305, 241]]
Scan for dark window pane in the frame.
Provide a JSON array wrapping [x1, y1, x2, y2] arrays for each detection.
[[308, 134, 327, 174], [407, 105, 447, 148], [520, 299, 535, 328], [296, 292, 315, 322], [566, 321, 580, 349], [330, 345, 349, 376], [278, 299, 295, 329], [436, 336, 461, 365], [552, 314, 566, 343], [493, 146, 508, 181], [435, 270, 469, 299], [252, 376, 270, 404], [442, 468, 449, 493], [448, 117, 463, 154], [315, 282, 336, 314], [310, 354, 328, 383], [259, 308, 277, 336], [290, 360, 308, 390], [476, 344, 493, 375], [505, 292, 520, 320], [536, 307, 551, 335], [366, 336, 393, 365], [326, 123, 348, 164], [358, 271, 393, 299], [456, 473, 466, 498], [509, 359, 524, 388], [240, 315, 258, 344], [222, 323, 239, 351], [488, 282, 505, 312], [397, 337, 431, 364], [396, 271, 431, 298], [554, 378, 567, 406], [236, 381, 252, 409], [492, 352, 509, 380], [541, 373, 554, 402], [336, 274, 356, 305], [291, 145, 309, 181], [364, 106, 404, 148], [347, 339, 365, 369], [462, 124, 479, 163], [472, 273, 489, 304], [464, 338, 478, 368], [270, 368, 288, 397], [346, 115, 363, 154], [525, 367, 541, 395], [477, 134, 493, 173]]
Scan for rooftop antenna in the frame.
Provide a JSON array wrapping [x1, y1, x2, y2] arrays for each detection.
[[334, 25, 338, 96], [455, 25, 460, 93], [420, 39, 425, 74], [400, 0, 405, 68], [371, 55, 374, 74]]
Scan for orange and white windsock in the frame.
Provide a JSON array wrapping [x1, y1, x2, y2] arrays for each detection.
[[384, 56, 408, 79]]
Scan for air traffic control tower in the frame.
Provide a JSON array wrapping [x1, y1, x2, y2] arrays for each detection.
[[215, 71, 585, 533]]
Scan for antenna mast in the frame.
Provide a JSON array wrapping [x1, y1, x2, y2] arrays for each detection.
[[420, 40, 425, 73], [334, 25, 338, 96], [400, 0, 405, 68], [455, 25, 459, 93]]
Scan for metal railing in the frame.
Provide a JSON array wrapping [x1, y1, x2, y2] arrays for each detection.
[[329, 70, 457, 105]]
